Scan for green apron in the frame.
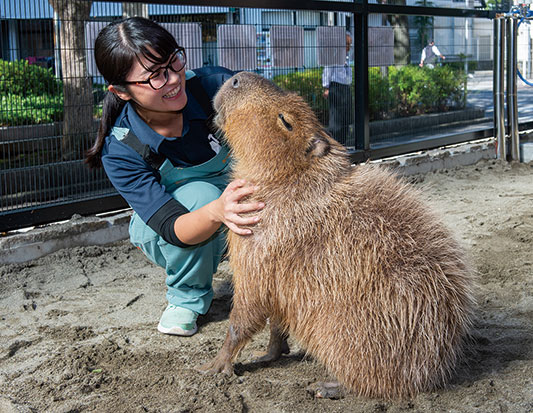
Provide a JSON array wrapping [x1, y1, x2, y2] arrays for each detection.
[[129, 145, 231, 314]]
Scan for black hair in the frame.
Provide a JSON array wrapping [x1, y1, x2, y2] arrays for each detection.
[[85, 17, 179, 168]]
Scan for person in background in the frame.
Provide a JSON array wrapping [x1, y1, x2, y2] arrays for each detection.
[[419, 39, 446, 69], [322, 31, 354, 145], [85, 17, 264, 337]]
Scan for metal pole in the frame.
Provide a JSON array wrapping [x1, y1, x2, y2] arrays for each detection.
[[508, 17, 520, 161], [494, 17, 506, 160], [506, 16, 518, 161], [354, 3, 369, 152], [53, 11, 61, 78]]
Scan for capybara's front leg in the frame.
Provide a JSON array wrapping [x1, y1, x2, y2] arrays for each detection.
[[252, 320, 290, 364], [197, 324, 244, 376], [197, 303, 267, 375]]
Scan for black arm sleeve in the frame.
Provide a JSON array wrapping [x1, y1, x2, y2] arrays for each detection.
[[146, 198, 192, 248]]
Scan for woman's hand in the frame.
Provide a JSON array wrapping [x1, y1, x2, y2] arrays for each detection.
[[211, 179, 265, 235], [173, 179, 264, 245]]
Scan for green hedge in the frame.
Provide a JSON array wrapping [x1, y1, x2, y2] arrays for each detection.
[[0, 59, 62, 96], [389, 65, 466, 117], [1, 59, 467, 127], [0, 59, 63, 126], [273, 64, 467, 122], [368, 67, 394, 120], [0, 93, 63, 126]]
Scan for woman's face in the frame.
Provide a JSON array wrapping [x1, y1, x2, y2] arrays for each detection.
[[111, 48, 188, 118]]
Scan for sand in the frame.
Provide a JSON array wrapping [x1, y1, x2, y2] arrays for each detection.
[[0, 158, 532, 413]]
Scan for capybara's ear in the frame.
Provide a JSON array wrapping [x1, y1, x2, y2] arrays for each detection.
[[305, 134, 331, 158]]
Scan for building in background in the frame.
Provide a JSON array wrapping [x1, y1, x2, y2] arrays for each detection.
[[3, 1, 525, 77], [1, 1, 396, 80]]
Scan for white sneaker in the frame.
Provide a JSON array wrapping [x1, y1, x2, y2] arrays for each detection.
[[157, 304, 198, 336]]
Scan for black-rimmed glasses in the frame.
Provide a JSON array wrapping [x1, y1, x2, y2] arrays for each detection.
[[123, 48, 187, 90]]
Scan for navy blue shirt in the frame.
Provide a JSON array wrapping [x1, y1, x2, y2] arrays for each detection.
[[101, 66, 234, 224]]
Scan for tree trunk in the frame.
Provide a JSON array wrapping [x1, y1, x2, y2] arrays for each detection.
[[378, 0, 412, 66], [389, 14, 411, 65], [122, 3, 149, 18], [48, 0, 94, 161]]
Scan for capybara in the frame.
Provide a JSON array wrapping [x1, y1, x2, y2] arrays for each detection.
[[199, 71, 475, 399]]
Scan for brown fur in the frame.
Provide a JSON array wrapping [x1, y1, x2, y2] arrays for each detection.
[[204, 72, 475, 399]]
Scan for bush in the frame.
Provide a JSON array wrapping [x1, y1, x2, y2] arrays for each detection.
[[389, 65, 466, 116], [0, 93, 63, 126], [0, 59, 64, 126], [272, 64, 466, 122], [0, 59, 62, 96], [368, 67, 394, 120]]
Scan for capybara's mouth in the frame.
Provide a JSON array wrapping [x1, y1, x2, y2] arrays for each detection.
[[212, 90, 225, 131], [213, 113, 224, 131]]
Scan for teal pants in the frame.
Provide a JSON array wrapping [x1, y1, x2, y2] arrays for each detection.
[[129, 181, 226, 315]]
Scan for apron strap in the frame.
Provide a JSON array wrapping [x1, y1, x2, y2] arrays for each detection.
[[120, 130, 166, 172]]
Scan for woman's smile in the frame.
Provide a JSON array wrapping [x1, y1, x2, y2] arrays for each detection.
[[163, 84, 182, 99]]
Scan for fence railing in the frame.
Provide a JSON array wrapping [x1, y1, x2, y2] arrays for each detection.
[[0, 0, 525, 232]]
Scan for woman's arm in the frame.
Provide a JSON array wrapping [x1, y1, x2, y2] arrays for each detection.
[[173, 179, 264, 245]]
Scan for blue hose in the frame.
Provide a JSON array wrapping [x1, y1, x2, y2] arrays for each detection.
[[517, 11, 533, 86], [517, 65, 533, 86]]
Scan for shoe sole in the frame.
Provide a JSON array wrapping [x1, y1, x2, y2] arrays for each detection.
[[157, 322, 197, 337]]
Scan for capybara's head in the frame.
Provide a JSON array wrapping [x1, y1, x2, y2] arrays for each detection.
[[213, 71, 342, 171]]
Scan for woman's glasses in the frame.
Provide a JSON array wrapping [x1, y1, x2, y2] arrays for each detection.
[[123, 48, 187, 90]]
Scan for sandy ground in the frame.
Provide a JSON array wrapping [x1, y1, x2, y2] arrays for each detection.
[[0, 158, 532, 413]]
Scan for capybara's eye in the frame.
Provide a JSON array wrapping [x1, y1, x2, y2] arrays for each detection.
[[278, 113, 293, 131], [232, 78, 239, 88]]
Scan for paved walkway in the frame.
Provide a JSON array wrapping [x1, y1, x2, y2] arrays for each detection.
[[466, 70, 533, 121], [369, 70, 533, 148]]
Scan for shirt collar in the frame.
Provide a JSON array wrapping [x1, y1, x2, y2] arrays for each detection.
[[118, 103, 166, 151]]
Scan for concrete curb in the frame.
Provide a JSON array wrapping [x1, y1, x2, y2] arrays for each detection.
[[0, 211, 132, 265], [378, 138, 496, 176], [0, 139, 497, 265]]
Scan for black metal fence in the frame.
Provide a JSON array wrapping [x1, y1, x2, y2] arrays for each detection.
[[0, 0, 514, 232]]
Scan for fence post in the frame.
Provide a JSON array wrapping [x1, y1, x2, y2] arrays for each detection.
[[506, 16, 520, 161], [493, 16, 506, 160], [354, 3, 369, 153]]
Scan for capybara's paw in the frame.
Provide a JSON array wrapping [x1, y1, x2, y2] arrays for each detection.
[[195, 358, 234, 376], [251, 336, 290, 364], [306, 381, 345, 400], [251, 342, 290, 364], [251, 351, 279, 364]]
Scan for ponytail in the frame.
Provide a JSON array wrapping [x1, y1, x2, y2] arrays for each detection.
[[85, 91, 127, 168], [86, 17, 179, 168]]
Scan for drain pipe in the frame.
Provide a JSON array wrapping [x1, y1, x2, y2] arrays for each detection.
[[493, 17, 506, 160], [506, 16, 520, 161]]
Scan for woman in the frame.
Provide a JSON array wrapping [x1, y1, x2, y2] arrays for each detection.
[[85, 17, 263, 336]]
